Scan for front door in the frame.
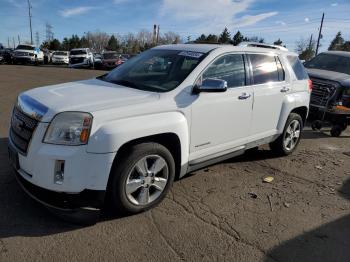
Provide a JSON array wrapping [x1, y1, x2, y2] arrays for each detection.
[[190, 53, 253, 160]]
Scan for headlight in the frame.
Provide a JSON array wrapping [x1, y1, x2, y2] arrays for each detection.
[[43, 112, 93, 145]]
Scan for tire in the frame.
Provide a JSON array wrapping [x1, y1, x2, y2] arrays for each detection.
[[270, 113, 303, 156], [108, 142, 175, 215], [330, 125, 342, 137]]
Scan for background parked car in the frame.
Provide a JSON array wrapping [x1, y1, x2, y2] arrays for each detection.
[[69, 48, 94, 68], [93, 53, 103, 69], [12, 44, 44, 65], [100, 51, 120, 70], [304, 51, 350, 136], [0, 48, 13, 64], [51, 51, 69, 65]]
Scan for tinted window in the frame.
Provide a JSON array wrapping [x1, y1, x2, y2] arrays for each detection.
[[203, 54, 246, 88], [249, 54, 280, 85], [304, 53, 350, 75], [287, 56, 309, 80]]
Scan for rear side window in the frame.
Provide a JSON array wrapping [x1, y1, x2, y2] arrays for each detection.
[[287, 56, 309, 80], [249, 54, 280, 85], [202, 54, 246, 88]]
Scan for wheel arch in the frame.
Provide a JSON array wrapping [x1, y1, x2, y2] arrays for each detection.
[[112, 133, 182, 179]]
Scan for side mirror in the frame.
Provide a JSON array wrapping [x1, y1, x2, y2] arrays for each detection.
[[193, 78, 228, 94]]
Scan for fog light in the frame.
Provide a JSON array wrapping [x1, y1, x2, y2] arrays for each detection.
[[54, 160, 65, 185]]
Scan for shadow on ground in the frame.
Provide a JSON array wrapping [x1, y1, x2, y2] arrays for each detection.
[[266, 178, 350, 262]]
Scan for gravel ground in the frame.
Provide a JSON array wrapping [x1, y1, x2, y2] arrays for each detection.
[[0, 64, 349, 262]]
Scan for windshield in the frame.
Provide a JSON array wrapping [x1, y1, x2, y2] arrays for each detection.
[[305, 53, 350, 75], [53, 51, 68, 56], [102, 49, 206, 92], [70, 50, 87, 55], [16, 45, 35, 50], [103, 52, 119, 59]]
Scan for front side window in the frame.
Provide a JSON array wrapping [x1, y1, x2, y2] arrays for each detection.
[[249, 54, 280, 85], [102, 49, 206, 92], [202, 54, 246, 88]]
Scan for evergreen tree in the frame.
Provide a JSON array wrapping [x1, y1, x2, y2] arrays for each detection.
[[107, 35, 119, 51], [232, 31, 244, 46], [218, 27, 231, 44], [328, 32, 345, 51], [49, 39, 61, 50], [273, 39, 283, 46], [206, 34, 218, 43], [195, 34, 207, 43]]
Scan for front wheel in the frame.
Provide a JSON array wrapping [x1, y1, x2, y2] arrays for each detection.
[[108, 143, 175, 215], [270, 113, 303, 156]]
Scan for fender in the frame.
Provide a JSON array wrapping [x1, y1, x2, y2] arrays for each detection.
[[277, 91, 309, 133], [87, 111, 189, 167]]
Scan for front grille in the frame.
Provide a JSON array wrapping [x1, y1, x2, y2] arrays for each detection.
[[10, 107, 38, 154], [310, 78, 337, 107], [70, 57, 85, 64]]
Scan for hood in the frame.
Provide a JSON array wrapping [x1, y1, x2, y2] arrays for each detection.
[[307, 68, 350, 87], [22, 79, 160, 122]]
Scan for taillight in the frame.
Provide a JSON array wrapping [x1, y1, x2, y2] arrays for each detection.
[[308, 79, 313, 92]]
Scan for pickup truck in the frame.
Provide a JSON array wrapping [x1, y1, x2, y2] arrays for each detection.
[[12, 44, 44, 65], [69, 48, 94, 68], [8, 43, 311, 219]]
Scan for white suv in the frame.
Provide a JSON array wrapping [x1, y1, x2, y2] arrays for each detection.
[[8, 44, 311, 218], [69, 48, 94, 68]]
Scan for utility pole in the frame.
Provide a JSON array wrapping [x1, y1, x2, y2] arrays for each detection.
[[316, 13, 324, 55], [12, 37, 15, 49], [45, 22, 53, 43], [18, 35, 21, 45], [8, 37, 10, 48], [27, 0, 33, 45], [308, 34, 313, 50], [152, 24, 157, 45], [156, 25, 160, 45]]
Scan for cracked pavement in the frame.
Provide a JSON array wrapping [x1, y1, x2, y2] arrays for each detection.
[[0, 65, 350, 262]]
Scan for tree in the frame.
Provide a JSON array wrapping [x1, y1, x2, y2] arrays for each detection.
[[160, 31, 181, 44], [273, 39, 283, 46], [106, 35, 119, 51], [295, 38, 316, 61], [218, 27, 231, 44], [232, 31, 244, 46], [68, 35, 81, 49], [49, 39, 61, 50], [328, 32, 345, 51], [249, 36, 264, 43], [61, 38, 70, 51], [195, 34, 207, 43], [206, 34, 219, 43]]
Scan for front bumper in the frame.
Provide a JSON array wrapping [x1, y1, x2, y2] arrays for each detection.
[[13, 56, 35, 63]]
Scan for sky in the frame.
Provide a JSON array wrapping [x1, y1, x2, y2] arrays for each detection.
[[1, 0, 350, 52]]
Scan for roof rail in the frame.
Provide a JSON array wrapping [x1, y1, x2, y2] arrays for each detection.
[[239, 42, 288, 51]]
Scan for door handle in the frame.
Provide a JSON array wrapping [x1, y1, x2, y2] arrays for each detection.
[[238, 93, 251, 100], [280, 87, 290, 93]]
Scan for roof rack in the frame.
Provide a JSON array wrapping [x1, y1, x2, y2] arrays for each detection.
[[239, 42, 288, 51]]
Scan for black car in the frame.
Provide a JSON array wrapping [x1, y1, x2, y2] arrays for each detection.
[[304, 51, 350, 136], [0, 48, 14, 64]]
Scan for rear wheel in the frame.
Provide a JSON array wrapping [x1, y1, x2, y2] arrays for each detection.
[[270, 113, 303, 156], [330, 125, 343, 137], [108, 142, 175, 215]]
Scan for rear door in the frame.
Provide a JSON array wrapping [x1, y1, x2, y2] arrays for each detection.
[[247, 53, 289, 139]]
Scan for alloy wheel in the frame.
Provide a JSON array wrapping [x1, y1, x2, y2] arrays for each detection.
[[125, 155, 169, 206]]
